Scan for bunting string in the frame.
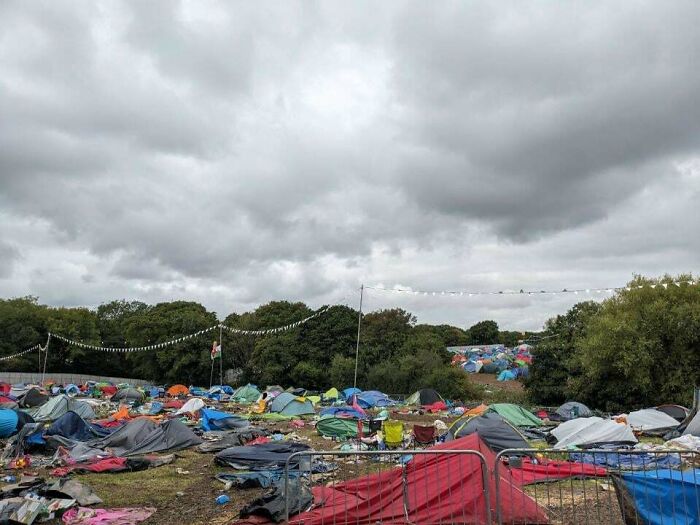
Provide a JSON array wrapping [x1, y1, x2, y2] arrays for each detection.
[[365, 279, 698, 297], [0, 343, 45, 362], [219, 305, 330, 335]]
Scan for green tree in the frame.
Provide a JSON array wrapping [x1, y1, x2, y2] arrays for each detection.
[[467, 320, 499, 344]]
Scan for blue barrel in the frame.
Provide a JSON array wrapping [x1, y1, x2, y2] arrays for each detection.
[[0, 409, 19, 438]]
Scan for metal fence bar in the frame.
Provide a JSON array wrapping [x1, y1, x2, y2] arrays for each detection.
[[494, 447, 700, 525], [0, 371, 149, 385], [283, 449, 489, 525]]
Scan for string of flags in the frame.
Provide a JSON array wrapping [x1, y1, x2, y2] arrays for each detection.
[[365, 279, 698, 297], [219, 306, 330, 336], [0, 343, 44, 362], [17, 305, 333, 356]]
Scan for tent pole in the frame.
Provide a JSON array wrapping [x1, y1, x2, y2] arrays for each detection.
[[353, 284, 364, 388], [219, 324, 224, 386], [41, 335, 50, 386], [209, 354, 214, 389]]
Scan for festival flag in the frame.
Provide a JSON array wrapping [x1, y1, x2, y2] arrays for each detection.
[[211, 341, 221, 360]]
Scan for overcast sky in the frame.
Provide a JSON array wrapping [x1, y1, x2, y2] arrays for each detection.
[[1, 1, 698, 331]]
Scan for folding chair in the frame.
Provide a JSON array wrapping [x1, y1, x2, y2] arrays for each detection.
[[412, 424, 436, 445], [382, 420, 404, 448]]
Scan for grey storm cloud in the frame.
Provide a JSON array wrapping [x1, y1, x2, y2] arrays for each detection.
[[0, 0, 698, 329]]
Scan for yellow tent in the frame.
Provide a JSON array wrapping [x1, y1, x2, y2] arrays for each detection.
[[306, 395, 321, 405], [323, 387, 339, 400]]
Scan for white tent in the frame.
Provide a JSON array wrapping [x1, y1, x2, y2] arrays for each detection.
[[626, 408, 679, 432], [551, 416, 637, 449], [175, 398, 205, 415], [683, 411, 700, 437]]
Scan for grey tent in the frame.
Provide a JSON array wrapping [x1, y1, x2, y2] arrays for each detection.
[[551, 417, 637, 449], [29, 395, 96, 422], [555, 402, 592, 421], [88, 418, 202, 456], [627, 409, 679, 433], [111, 388, 145, 405], [682, 411, 700, 437], [215, 442, 310, 470], [656, 404, 690, 423], [446, 412, 529, 452]]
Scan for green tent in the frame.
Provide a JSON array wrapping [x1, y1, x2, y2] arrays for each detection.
[[231, 384, 261, 404], [316, 416, 368, 439], [487, 403, 542, 427], [323, 387, 339, 401]]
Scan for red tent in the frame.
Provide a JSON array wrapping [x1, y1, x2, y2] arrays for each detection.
[[0, 383, 10, 395], [288, 434, 548, 525]]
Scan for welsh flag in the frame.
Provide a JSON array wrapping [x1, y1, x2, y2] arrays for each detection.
[[211, 341, 221, 360]]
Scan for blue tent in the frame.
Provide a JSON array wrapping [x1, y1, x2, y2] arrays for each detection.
[[269, 393, 315, 416], [341, 387, 361, 401], [319, 406, 368, 420], [210, 385, 234, 395], [354, 390, 394, 409], [46, 411, 112, 441], [614, 468, 700, 524], [189, 386, 208, 397], [497, 370, 517, 382], [200, 408, 249, 431], [64, 384, 80, 396], [0, 409, 18, 438]]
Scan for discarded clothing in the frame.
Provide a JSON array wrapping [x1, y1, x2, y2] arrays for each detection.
[[62, 506, 156, 525]]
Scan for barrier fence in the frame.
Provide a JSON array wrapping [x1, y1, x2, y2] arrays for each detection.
[[283, 449, 491, 524], [281, 447, 700, 525], [0, 371, 149, 386]]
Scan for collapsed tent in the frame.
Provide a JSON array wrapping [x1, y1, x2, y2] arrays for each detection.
[[405, 388, 443, 406], [88, 418, 202, 456], [19, 387, 49, 408], [111, 388, 145, 405], [232, 384, 262, 404], [30, 395, 96, 422], [46, 411, 112, 441], [551, 417, 637, 449], [487, 404, 543, 427], [682, 410, 700, 437], [200, 408, 249, 431], [354, 390, 394, 409], [626, 408, 680, 433], [319, 407, 367, 420], [446, 412, 530, 452], [341, 387, 361, 401], [286, 434, 547, 525], [166, 384, 189, 397], [554, 401, 592, 421], [175, 397, 205, 415], [269, 393, 315, 416], [316, 417, 366, 440], [655, 404, 690, 423], [215, 442, 311, 470], [322, 388, 339, 401]]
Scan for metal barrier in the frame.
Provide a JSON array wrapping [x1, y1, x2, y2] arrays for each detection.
[[0, 371, 149, 386], [283, 449, 490, 524], [494, 448, 700, 525]]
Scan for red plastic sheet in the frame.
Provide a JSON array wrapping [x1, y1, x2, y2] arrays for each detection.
[[509, 457, 607, 485]]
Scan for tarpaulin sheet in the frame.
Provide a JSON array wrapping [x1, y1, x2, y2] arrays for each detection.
[[613, 468, 700, 525], [570, 450, 683, 471], [509, 457, 607, 485]]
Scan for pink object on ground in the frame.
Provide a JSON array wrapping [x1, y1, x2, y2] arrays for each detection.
[[62, 507, 156, 525]]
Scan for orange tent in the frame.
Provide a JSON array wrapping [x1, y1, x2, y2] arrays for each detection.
[[167, 384, 189, 397], [111, 406, 131, 421], [465, 403, 489, 417]]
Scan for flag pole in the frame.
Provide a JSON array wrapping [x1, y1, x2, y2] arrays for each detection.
[[353, 284, 364, 388], [219, 324, 224, 386], [209, 350, 215, 389]]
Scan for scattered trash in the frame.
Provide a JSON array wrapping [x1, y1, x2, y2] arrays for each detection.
[[216, 494, 230, 505], [2, 475, 16, 483], [175, 468, 190, 475]]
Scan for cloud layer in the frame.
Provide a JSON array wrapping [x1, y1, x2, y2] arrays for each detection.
[[1, 1, 698, 330]]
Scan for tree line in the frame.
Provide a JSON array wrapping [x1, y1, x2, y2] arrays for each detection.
[[525, 274, 700, 411], [0, 296, 528, 399]]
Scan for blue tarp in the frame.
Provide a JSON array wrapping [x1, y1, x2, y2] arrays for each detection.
[[200, 408, 249, 431], [572, 451, 682, 471], [618, 468, 700, 525], [497, 370, 517, 381]]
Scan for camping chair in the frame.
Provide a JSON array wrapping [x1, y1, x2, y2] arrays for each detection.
[[382, 420, 404, 448], [412, 424, 436, 445]]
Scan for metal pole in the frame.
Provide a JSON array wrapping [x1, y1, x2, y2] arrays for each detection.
[[353, 284, 364, 388], [209, 351, 215, 389], [219, 324, 224, 386], [41, 334, 50, 386]]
